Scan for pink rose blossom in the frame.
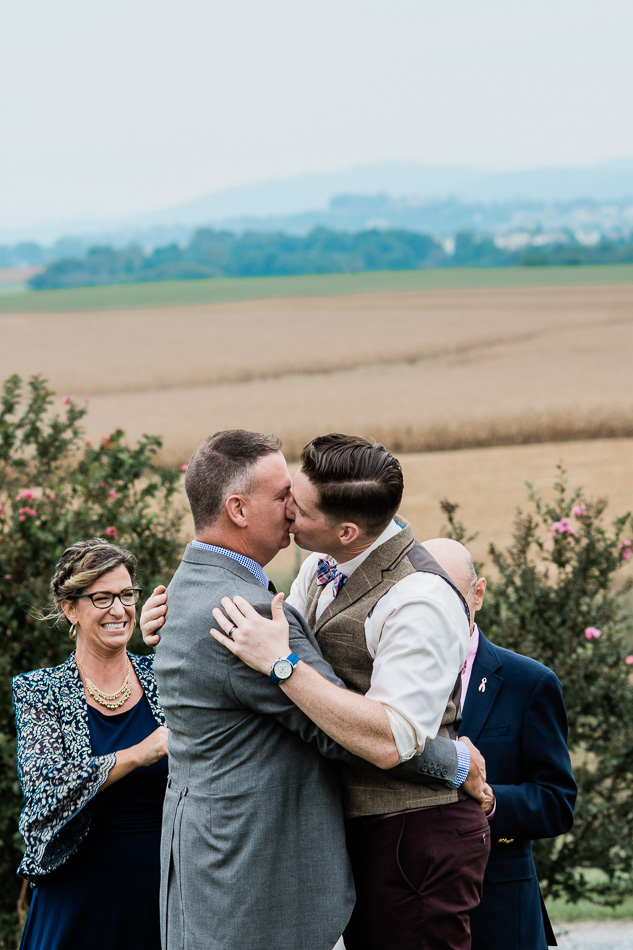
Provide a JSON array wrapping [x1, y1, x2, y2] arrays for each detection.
[[18, 506, 36, 521], [108, 489, 117, 499], [16, 489, 34, 502], [585, 627, 602, 640], [48, 492, 56, 501], [550, 517, 576, 538], [62, 395, 75, 405], [85, 439, 92, 446], [572, 504, 587, 517], [618, 539, 632, 560], [4, 573, 11, 579], [626, 656, 633, 666], [180, 464, 188, 472], [104, 526, 118, 538]]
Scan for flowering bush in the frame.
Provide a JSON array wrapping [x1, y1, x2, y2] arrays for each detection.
[[0, 374, 185, 944], [584, 626, 602, 640], [442, 469, 633, 906]]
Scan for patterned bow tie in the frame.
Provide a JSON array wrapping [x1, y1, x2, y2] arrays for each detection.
[[316, 559, 348, 597]]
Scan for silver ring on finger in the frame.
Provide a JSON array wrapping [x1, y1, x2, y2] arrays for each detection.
[[227, 624, 237, 638]]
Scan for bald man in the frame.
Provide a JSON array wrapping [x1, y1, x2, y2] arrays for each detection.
[[422, 538, 577, 950]]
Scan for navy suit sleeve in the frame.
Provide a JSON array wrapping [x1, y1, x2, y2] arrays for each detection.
[[227, 601, 459, 786], [491, 669, 577, 840]]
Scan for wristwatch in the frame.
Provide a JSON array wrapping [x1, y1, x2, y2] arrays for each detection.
[[269, 652, 300, 685]]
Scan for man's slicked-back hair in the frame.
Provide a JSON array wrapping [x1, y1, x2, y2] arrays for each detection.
[[185, 429, 283, 533], [300, 433, 404, 537]]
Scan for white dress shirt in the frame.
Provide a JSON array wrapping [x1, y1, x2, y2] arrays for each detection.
[[287, 521, 470, 762]]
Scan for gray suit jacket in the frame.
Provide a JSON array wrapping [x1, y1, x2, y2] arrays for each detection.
[[155, 544, 459, 950]]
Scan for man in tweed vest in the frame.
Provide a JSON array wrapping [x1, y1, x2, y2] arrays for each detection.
[[212, 433, 491, 950]]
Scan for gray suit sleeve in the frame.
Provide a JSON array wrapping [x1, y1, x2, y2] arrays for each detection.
[[226, 601, 459, 787]]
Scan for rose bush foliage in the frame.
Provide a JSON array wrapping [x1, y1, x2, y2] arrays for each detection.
[[0, 374, 185, 945], [442, 470, 633, 906]]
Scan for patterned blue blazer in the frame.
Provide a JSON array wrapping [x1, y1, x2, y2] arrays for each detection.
[[12, 652, 164, 880]]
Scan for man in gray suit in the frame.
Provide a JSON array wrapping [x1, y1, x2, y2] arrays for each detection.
[[152, 430, 478, 950]]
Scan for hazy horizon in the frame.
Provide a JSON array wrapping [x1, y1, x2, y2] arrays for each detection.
[[3, 156, 633, 243]]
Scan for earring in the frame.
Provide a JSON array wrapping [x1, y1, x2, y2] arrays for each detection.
[[69, 624, 76, 640]]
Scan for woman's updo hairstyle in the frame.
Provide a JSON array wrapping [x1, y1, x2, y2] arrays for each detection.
[[49, 538, 137, 625]]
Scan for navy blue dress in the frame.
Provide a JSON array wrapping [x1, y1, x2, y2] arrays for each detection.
[[19, 695, 168, 950]]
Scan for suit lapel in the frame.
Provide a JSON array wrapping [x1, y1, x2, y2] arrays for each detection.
[[314, 558, 385, 633], [458, 631, 503, 743], [313, 524, 414, 635]]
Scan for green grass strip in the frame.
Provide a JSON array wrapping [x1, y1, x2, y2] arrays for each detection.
[[2, 263, 633, 312], [548, 892, 633, 923]]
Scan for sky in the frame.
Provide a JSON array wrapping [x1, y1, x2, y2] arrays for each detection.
[[2, 0, 633, 226]]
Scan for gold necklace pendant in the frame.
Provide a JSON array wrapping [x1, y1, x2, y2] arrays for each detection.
[[75, 656, 132, 710]]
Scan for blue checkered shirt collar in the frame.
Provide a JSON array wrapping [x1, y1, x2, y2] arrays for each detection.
[[191, 540, 270, 589]]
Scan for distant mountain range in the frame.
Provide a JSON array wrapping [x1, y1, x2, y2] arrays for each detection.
[[134, 158, 633, 226], [2, 159, 633, 248]]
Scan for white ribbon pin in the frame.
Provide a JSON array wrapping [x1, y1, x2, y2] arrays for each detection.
[[478, 677, 487, 693]]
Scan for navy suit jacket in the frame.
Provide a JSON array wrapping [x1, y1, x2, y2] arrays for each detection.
[[458, 629, 576, 950]]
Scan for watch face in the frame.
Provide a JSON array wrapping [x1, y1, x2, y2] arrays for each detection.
[[274, 658, 293, 680]]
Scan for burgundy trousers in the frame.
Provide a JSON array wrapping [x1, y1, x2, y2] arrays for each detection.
[[343, 798, 490, 950]]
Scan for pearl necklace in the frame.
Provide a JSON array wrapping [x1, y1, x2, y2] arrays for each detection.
[[75, 655, 132, 710]]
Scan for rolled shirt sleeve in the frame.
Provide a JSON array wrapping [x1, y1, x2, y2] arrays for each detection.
[[365, 572, 470, 761]]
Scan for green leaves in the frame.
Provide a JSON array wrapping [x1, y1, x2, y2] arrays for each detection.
[[444, 466, 633, 905], [0, 373, 185, 944]]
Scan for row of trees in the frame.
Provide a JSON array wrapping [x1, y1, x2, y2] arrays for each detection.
[[29, 227, 633, 289], [0, 373, 632, 943]]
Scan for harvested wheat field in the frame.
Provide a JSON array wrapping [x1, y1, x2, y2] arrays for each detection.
[[2, 281, 633, 465]]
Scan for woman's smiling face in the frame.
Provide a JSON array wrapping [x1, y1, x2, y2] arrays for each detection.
[[64, 564, 136, 657]]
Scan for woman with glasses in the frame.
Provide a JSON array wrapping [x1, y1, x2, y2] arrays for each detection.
[[13, 538, 168, 950]]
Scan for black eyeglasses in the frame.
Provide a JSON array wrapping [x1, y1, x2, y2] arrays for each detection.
[[73, 588, 143, 609]]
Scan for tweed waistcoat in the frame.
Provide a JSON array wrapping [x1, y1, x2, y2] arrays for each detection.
[[305, 519, 468, 818]]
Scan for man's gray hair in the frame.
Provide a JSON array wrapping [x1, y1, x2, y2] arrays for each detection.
[[185, 429, 282, 532]]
